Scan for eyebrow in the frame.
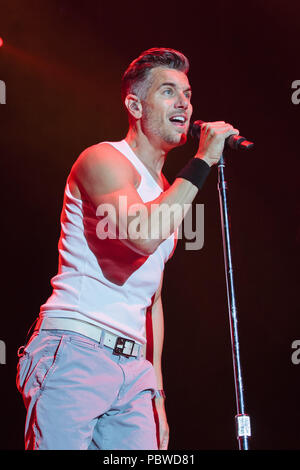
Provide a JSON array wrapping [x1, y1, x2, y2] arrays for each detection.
[[158, 82, 192, 93]]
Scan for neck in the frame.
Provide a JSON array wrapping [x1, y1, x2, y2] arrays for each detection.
[[125, 125, 168, 177]]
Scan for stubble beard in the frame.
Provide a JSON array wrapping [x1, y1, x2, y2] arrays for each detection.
[[142, 104, 185, 148]]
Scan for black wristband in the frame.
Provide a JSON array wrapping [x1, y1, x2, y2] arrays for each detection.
[[176, 158, 211, 190]]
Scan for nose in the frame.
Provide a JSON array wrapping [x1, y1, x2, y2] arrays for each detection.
[[175, 91, 189, 109]]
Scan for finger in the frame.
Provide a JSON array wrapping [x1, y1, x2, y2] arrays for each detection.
[[201, 121, 227, 130], [224, 127, 239, 138], [204, 122, 237, 132], [203, 121, 225, 125], [201, 122, 230, 138], [214, 124, 239, 137]]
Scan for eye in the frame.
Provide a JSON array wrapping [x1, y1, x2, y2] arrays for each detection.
[[162, 88, 173, 96]]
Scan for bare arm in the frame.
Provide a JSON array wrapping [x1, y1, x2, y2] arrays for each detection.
[[151, 273, 165, 391], [73, 142, 198, 256], [72, 122, 238, 256], [151, 273, 169, 450]]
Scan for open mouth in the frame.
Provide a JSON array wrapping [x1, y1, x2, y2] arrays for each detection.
[[169, 115, 187, 127]]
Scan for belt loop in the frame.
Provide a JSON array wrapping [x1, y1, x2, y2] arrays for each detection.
[[99, 329, 105, 348]]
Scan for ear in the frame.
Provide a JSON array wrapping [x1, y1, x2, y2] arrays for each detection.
[[125, 94, 142, 120]]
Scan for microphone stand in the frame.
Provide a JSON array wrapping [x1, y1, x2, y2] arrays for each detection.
[[217, 153, 251, 450]]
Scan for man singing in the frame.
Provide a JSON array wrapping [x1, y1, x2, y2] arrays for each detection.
[[16, 47, 238, 450]]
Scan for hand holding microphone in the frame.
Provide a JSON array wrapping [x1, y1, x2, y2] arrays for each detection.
[[190, 120, 254, 167], [176, 120, 254, 191]]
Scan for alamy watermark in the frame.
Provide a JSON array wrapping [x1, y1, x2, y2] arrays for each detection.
[[0, 80, 6, 104], [0, 340, 6, 365], [95, 199, 205, 251], [291, 80, 300, 105], [291, 340, 300, 365]]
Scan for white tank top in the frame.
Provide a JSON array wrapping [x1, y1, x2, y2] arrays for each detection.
[[39, 140, 177, 344]]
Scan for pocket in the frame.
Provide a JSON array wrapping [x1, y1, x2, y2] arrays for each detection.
[[68, 335, 98, 352], [16, 354, 30, 393], [16, 332, 40, 394], [17, 333, 66, 396], [143, 359, 158, 397], [38, 335, 66, 391]]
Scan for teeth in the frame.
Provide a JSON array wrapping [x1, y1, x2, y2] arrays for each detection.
[[170, 116, 185, 123]]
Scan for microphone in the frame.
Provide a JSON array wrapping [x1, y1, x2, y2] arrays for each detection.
[[189, 120, 254, 150]]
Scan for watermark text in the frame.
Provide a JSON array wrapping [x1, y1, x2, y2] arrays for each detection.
[[291, 80, 300, 105], [0, 340, 6, 365], [95, 198, 204, 251], [0, 80, 6, 104], [291, 340, 300, 365]]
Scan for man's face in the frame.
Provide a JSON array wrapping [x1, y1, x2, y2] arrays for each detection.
[[140, 67, 193, 150]]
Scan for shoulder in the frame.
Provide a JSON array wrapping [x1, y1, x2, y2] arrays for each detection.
[[75, 142, 133, 174], [71, 142, 140, 189]]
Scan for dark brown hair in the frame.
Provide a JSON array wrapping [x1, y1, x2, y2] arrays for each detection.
[[121, 47, 189, 103]]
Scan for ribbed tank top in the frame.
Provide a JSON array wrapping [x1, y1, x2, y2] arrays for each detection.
[[39, 140, 177, 344]]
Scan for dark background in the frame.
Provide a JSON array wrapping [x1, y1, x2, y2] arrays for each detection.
[[0, 0, 299, 450]]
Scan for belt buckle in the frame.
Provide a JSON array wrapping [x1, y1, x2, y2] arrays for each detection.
[[113, 337, 135, 357]]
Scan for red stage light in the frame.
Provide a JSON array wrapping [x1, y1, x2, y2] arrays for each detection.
[[0, 38, 3, 47]]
